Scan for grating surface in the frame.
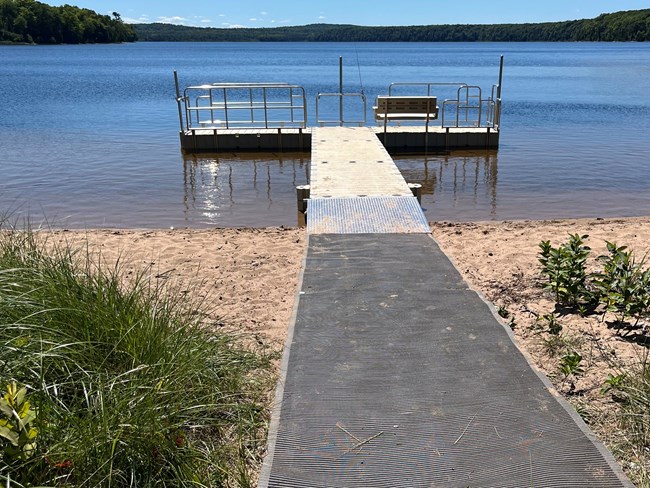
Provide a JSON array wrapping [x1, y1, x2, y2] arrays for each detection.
[[307, 196, 429, 234], [260, 235, 632, 488]]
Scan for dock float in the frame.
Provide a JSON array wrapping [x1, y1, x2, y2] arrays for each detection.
[[258, 127, 632, 487]]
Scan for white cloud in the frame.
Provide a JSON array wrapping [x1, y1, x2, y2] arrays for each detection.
[[318, 15, 326, 19], [222, 23, 246, 28], [260, 11, 268, 16], [249, 18, 258, 21], [123, 14, 150, 24], [157, 16, 188, 24], [200, 19, 211, 23]]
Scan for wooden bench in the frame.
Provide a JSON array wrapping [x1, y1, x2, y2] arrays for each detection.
[[373, 96, 439, 131]]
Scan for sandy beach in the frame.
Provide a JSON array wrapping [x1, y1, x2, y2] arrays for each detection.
[[49, 216, 650, 481]]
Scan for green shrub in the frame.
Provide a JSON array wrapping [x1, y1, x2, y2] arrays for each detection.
[[0, 227, 273, 486], [538, 234, 591, 306], [592, 242, 650, 325]]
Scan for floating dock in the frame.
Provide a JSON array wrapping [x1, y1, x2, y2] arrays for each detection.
[[178, 126, 499, 153], [257, 127, 633, 487], [174, 67, 503, 154]]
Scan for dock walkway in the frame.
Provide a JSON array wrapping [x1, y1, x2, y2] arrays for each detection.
[[258, 128, 632, 487]]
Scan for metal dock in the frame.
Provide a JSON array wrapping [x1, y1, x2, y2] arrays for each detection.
[[257, 127, 633, 487], [174, 59, 503, 154]]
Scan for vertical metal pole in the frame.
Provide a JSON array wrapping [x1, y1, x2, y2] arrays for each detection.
[[174, 70, 184, 132], [249, 88, 254, 124], [496, 55, 504, 128], [263, 88, 268, 129], [223, 88, 229, 128], [339, 56, 343, 126], [497, 55, 504, 100]]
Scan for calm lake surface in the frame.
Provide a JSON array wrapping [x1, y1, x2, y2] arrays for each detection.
[[1, 42, 649, 228]]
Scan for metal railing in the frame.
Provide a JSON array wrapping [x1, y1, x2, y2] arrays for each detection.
[[315, 93, 367, 126], [388, 82, 468, 96], [380, 82, 501, 129], [180, 83, 307, 130], [173, 62, 503, 133], [487, 83, 502, 130]]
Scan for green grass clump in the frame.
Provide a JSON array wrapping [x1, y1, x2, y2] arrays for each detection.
[[0, 227, 273, 487]]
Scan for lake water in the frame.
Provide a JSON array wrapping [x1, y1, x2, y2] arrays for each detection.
[[1, 42, 650, 228]]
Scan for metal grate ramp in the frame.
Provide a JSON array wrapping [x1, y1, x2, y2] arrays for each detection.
[[259, 235, 633, 488], [307, 196, 430, 234]]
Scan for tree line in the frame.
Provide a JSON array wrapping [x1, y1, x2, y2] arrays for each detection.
[[0, 0, 136, 44], [133, 9, 650, 42]]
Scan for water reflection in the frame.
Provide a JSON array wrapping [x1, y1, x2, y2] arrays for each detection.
[[182, 153, 309, 227], [394, 151, 499, 221]]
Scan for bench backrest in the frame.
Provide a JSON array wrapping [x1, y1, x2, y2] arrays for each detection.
[[375, 96, 438, 114]]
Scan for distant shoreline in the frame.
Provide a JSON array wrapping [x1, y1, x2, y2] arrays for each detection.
[[132, 9, 650, 43]]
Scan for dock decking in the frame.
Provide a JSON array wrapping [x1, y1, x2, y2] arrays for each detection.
[[258, 127, 632, 487]]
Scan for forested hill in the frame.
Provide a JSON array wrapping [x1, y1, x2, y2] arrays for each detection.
[[134, 9, 650, 42], [0, 0, 136, 44]]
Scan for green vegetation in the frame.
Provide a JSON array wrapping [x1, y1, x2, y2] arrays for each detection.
[[539, 236, 650, 327], [593, 242, 650, 326], [0, 0, 136, 44], [0, 225, 272, 486], [133, 9, 650, 42], [538, 235, 650, 483], [538, 234, 591, 307]]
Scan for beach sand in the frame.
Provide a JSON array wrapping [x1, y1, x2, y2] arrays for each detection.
[[50, 216, 650, 480]]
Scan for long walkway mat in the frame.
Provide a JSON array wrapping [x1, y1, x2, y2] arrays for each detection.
[[259, 234, 632, 487]]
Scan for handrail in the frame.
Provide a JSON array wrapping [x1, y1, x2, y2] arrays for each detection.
[[182, 83, 307, 130], [176, 74, 503, 132], [316, 93, 367, 127], [388, 82, 468, 96], [441, 98, 495, 128]]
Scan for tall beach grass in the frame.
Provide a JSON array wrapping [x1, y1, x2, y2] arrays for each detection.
[[0, 225, 274, 486]]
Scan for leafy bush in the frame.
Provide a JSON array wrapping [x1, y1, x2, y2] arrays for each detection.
[[0, 227, 273, 486], [538, 234, 591, 306], [592, 242, 650, 324]]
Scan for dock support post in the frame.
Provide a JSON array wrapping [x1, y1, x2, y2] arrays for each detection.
[[408, 183, 422, 204], [296, 184, 310, 227]]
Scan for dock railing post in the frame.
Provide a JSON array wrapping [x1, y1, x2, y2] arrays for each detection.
[[339, 56, 343, 127], [174, 70, 184, 132], [496, 55, 504, 128]]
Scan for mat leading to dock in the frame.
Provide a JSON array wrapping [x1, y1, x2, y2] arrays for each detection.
[[259, 234, 632, 487], [307, 127, 430, 234]]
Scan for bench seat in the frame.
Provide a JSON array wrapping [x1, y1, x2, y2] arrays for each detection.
[[373, 96, 439, 124]]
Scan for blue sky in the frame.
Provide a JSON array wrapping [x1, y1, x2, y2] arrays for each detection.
[[44, 1, 650, 27]]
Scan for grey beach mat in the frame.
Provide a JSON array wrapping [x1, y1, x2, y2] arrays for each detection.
[[260, 234, 633, 487]]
